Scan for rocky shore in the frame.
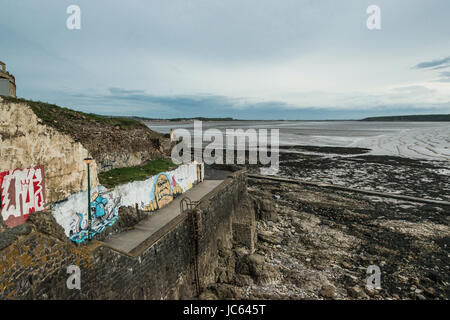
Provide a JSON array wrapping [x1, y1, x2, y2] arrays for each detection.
[[202, 146, 449, 300]]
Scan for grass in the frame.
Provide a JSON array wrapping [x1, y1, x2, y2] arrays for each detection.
[[98, 158, 178, 188], [0, 96, 147, 130]]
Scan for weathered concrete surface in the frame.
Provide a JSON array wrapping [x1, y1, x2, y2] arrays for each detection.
[[0, 99, 99, 203], [104, 180, 224, 253]]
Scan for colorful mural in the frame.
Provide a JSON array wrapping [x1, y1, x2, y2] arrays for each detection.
[[69, 192, 121, 243], [144, 173, 183, 211], [0, 166, 45, 227], [52, 162, 204, 243]]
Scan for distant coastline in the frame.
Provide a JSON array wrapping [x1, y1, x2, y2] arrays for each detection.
[[360, 114, 450, 121], [135, 113, 450, 122]]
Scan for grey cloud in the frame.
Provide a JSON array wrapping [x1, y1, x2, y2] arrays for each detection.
[[433, 71, 450, 82], [413, 56, 450, 69], [2, 1, 450, 120], [392, 86, 436, 94]]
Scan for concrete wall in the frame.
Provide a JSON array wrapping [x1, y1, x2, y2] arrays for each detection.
[[52, 162, 203, 244], [0, 99, 99, 205], [0, 170, 254, 299]]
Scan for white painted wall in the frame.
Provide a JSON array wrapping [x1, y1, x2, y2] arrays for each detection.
[[52, 162, 204, 238]]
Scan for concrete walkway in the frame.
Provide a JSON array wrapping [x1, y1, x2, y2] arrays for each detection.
[[104, 180, 224, 254]]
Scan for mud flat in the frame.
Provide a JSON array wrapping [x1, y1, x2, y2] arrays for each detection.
[[271, 145, 450, 201]]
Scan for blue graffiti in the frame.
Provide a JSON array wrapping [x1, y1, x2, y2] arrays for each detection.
[[91, 194, 108, 218], [69, 194, 121, 244]]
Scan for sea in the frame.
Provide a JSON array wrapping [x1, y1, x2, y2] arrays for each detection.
[[146, 120, 450, 161]]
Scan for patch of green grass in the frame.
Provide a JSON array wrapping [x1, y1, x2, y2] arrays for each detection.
[[98, 158, 178, 189]]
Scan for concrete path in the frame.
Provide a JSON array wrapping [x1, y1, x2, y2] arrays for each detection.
[[104, 180, 224, 254]]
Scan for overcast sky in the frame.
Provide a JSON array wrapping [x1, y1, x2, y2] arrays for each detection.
[[1, 0, 450, 119]]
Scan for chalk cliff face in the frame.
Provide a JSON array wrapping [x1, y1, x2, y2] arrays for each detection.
[[0, 97, 169, 173], [0, 98, 99, 203]]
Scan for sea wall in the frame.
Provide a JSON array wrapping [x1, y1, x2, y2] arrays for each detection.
[[0, 170, 254, 299]]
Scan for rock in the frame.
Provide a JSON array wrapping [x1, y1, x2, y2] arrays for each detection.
[[209, 284, 243, 300], [27, 210, 66, 241], [10, 224, 32, 236], [199, 291, 218, 300], [257, 230, 282, 245], [248, 253, 265, 266], [0, 231, 17, 251], [424, 287, 435, 296], [347, 285, 369, 299], [320, 285, 336, 299], [235, 253, 279, 285], [234, 246, 249, 259], [341, 261, 352, 269], [216, 267, 232, 283], [0, 223, 33, 250], [253, 198, 278, 222], [233, 274, 253, 287]]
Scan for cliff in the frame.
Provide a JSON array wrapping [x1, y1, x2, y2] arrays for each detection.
[[0, 97, 170, 203]]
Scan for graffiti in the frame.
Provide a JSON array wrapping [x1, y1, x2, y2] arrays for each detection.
[[52, 162, 204, 242], [69, 192, 121, 243], [144, 173, 183, 211], [0, 166, 45, 227]]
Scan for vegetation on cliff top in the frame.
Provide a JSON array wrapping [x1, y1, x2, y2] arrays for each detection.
[[98, 158, 177, 188], [1, 96, 147, 130], [1, 96, 169, 172]]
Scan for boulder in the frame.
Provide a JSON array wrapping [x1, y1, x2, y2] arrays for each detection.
[[257, 230, 282, 245]]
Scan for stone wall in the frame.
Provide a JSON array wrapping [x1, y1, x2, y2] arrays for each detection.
[[0, 67, 16, 98], [0, 170, 255, 299], [0, 99, 99, 204]]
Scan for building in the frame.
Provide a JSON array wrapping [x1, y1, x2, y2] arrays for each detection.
[[0, 61, 16, 97]]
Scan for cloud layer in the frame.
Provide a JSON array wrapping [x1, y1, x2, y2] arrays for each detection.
[[1, 0, 449, 119]]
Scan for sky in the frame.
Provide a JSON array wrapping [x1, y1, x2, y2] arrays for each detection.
[[1, 0, 450, 120]]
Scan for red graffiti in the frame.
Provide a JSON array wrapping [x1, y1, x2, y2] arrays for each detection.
[[0, 166, 46, 228]]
